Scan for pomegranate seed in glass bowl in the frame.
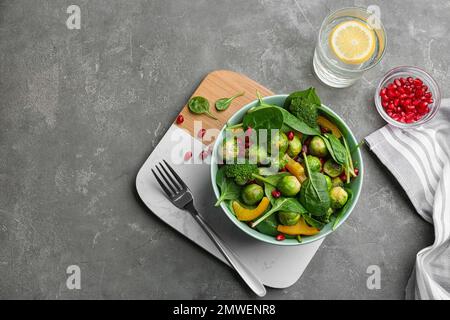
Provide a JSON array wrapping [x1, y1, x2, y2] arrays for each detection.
[[374, 66, 441, 128]]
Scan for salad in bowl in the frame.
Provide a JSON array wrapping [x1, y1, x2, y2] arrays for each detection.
[[211, 88, 363, 245]]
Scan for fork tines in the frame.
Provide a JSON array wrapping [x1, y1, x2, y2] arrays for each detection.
[[151, 160, 187, 198]]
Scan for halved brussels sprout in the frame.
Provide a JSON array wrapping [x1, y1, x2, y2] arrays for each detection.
[[277, 175, 301, 197], [242, 184, 264, 205], [309, 136, 329, 158], [287, 135, 302, 158], [330, 186, 348, 209], [303, 155, 322, 172], [323, 159, 343, 178], [278, 211, 301, 226], [331, 176, 344, 188], [269, 131, 288, 155]]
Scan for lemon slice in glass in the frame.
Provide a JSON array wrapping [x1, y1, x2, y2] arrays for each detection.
[[329, 20, 376, 65]]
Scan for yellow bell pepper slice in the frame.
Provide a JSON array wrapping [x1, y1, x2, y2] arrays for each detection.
[[277, 218, 320, 236], [232, 197, 270, 222], [285, 155, 307, 183], [317, 116, 342, 138]]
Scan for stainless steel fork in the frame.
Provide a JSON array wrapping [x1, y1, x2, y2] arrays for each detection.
[[151, 160, 266, 297]]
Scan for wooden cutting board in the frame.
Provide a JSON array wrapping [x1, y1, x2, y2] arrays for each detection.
[[176, 70, 273, 143]]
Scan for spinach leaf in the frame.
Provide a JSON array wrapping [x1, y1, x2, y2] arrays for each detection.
[[255, 213, 279, 236], [252, 172, 290, 186], [301, 212, 326, 229], [216, 166, 225, 187], [299, 152, 330, 216], [264, 182, 276, 204], [274, 106, 320, 135], [323, 133, 347, 165], [215, 92, 245, 111], [215, 167, 241, 207], [251, 197, 306, 227], [188, 96, 218, 120], [243, 107, 284, 130], [284, 88, 321, 108], [332, 188, 353, 230]]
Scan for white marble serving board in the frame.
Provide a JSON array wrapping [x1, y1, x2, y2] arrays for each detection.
[[136, 125, 323, 289]]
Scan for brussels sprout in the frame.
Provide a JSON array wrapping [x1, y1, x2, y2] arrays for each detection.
[[331, 176, 344, 188], [277, 175, 301, 197], [278, 211, 301, 226], [270, 153, 289, 171], [247, 145, 269, 165], [324, 175, 332, 191], [242, 184, 264, 205], [218, 139, 238, 163], [303, 155, 322, 172], [309, 136, 329, 157], [287, 135, 302, 158], [269, 132, 288, 155], [323, 159, 343, 177], [330, 187, 348, 209]]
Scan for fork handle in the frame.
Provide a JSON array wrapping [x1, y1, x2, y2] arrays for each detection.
[[187, 205, 266, 297]]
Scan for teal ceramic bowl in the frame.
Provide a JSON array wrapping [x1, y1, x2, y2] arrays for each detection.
[[210, 95, 363, 246]]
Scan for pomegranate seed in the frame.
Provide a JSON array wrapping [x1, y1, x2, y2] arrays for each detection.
[[339, 172, 347, 181], [176, 114, 184, 124], [271, 190, 281, 198], [380, 88, 387, 96], [320, 126, 330, 134], [393, 98, 400, 107], [198, 128, 206, 139], [276, 234, 285, 241], [184, 151, 193, 161], [387, 89, 397, 98], [287, 131, 295, 141], [404, 99, 412, 107], [199, 150, 208, 160], [407, 77, 414, 83], [381, 101, 388, 108], [420, 101, 429, 109], [354, 168, 359, 176], [381, 94, 389, 102], [414, 78, 423, 87], [245, 127, 252, 136], [394, 79, 402, 87]]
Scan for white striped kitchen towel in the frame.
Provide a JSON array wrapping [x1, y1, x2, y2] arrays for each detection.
[[365, 99, 450, 300]]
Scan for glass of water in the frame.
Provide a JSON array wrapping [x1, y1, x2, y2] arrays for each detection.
[[313, 7, 386, 88]]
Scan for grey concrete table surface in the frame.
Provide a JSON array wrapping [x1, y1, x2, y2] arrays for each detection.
[[0, 0, 447, 299]]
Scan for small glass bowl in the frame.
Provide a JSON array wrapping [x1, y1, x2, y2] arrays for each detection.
[[375, 66, 441, 128]]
